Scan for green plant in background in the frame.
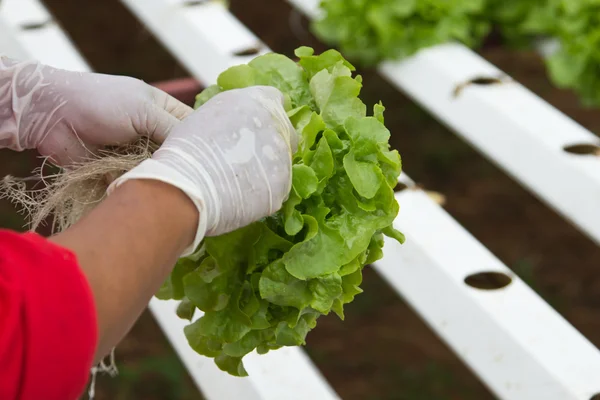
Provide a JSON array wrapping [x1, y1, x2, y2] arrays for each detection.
[[544, 0, 600, 107], [312, 0, 600, 107], [491, 0, 600, 106], [312, 0, 491, 66], [488, 0, 557, 47], [157, 47, 404, 376]]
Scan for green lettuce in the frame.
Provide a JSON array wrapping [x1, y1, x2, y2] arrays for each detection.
[[544, 0, 600, 107], [491, 0, 600, 107], [489, 0, 557, 47], [313, 0, 490, 66], [156, 47, 404, 376], [310, 0, 600, 106]]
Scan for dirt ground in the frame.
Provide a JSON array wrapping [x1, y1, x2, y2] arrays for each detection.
[[1, 0, 599, 399]]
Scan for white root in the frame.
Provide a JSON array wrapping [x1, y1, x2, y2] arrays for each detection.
[[0, 139, 157, 233]]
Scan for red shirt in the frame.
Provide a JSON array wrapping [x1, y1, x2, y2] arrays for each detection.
[[0, 230, 97, 400]]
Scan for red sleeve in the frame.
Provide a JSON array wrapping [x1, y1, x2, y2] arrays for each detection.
[[0, 230, 98, 400]]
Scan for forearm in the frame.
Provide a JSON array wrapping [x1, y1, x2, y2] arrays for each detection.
[[50, 179, 198, 361]]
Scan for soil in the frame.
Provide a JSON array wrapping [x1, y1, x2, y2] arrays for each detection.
[[1, 0, 599, 399]]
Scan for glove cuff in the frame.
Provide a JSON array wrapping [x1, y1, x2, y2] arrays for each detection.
[[106, 159, 208, 257]]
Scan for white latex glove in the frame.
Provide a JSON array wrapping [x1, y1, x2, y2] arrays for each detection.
[[108, 86, 298, 256], [0, 56, 193, 165]]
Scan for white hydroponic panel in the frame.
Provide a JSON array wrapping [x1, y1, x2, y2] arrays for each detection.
[[388, 187, 600, 400], [121, 0, 269, 84], [0, 0, 89, 70]]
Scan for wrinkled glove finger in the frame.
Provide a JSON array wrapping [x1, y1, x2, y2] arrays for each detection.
[[131, 103, 187, 144], [149, 86, 194, 121]]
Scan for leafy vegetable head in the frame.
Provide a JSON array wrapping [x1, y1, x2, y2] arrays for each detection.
[[544, 0, 600, 107], [158, 47, 404, 376], [492, 0, 600, 107], [312, 0, 491, 66], [489, 0, 558, 46]]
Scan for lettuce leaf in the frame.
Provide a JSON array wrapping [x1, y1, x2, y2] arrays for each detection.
[[158, 47, 404, 376], [544, 0, 600, 107], [490, 0, 600, 106], [489, 0, 557, 47]]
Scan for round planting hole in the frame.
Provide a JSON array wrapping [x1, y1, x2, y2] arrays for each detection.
[[233, 47, 262, 57], [20, 20, 51, 30], [453, 75, 507, 97], [182, 0, 208, 6], [464, 272, 512, 290], [563, 143, 600, 156], [470, 77, 503, 86], [394, 182, 409, 192]]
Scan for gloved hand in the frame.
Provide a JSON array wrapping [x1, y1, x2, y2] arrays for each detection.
[[0, 56, 193, 165], [109, 86, 298, 256]]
